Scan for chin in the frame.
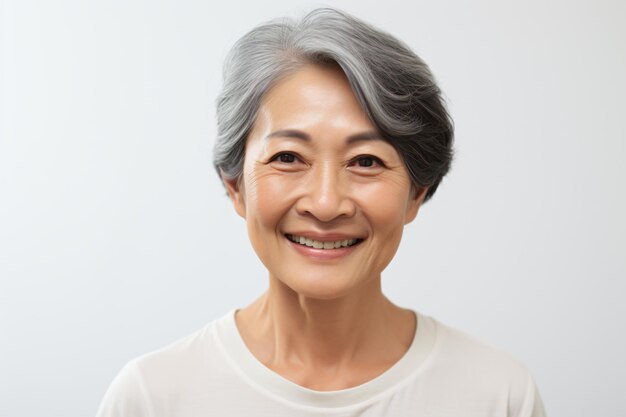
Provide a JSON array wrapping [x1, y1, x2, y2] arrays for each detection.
[[295, 287, 351, 301], [275, 272, 364, 301]]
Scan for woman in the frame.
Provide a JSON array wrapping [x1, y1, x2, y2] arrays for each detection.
[[97, 8, 546, 416]]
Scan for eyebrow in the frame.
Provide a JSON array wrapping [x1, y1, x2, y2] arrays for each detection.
[[265, 129, 384, 144]]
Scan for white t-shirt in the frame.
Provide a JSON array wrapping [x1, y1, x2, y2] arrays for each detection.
[[96, 308, 546, 417]]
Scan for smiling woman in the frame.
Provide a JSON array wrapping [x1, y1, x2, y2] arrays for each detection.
[[96, 7, 546, 417], [225, 64, 424, 302]]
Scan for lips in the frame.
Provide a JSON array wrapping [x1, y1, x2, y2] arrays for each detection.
[[283, 232, 364, 261], [285, 233, 362, 249]]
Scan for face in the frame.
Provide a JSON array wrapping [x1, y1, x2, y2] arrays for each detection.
[[224, 64, 427, 300]]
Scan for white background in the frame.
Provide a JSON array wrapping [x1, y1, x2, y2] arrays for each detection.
[[1, 0, 625, 416]]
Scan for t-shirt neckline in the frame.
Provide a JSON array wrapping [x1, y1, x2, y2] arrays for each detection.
[[214, 307, 438, 409]]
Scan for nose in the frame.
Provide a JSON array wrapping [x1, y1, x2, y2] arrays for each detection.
[[295, 163, 356, 222]]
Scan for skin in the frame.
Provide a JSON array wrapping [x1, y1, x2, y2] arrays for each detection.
[[223, 63, 429, 391]]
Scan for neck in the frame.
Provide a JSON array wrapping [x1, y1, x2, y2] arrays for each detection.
[[236, 274, 415, 371]]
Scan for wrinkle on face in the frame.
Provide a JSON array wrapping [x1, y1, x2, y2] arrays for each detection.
[[227, 63, 425, 302]]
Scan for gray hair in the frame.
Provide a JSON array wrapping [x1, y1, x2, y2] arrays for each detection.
[[213, 7, 454, 203]]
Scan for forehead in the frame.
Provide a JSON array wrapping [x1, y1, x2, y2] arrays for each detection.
[[253, 64, 376, 135]]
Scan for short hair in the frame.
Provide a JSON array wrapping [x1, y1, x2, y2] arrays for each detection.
[[213, 7, 454, 203]]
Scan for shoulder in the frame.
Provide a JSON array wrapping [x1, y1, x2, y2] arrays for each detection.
[[433, 319, 530, 380], [96, 318, 223, 417], [96, 359, 153, 417], [423, 316, 546, 416], [131, 320, 217, 381]]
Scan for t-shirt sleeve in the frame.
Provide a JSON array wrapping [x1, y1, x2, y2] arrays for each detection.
[[514, 372, 547, 417], [95, 360, 153, 417]]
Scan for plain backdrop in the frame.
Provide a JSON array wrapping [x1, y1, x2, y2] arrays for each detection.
[[1, 0, 625, 416]]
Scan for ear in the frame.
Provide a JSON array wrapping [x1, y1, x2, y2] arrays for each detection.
[[404, 186, 429, 225], [221, 172, 246, 219]]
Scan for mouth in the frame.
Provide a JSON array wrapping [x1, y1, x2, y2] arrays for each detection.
[[284, 233, 364, 250]]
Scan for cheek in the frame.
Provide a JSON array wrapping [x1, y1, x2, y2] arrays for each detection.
[[244, 170, 295, 231], [357, 182, 410, 273], [359, 181, 411, 231]]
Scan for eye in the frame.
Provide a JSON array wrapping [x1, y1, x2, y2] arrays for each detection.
[[271, 152, 298, 163], [349, 155, 385, 168]]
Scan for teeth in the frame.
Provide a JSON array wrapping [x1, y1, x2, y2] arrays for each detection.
[[286, 234, 360, 249]]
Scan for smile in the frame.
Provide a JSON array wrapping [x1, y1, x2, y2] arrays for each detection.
[[285, 234, 363, 250]]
